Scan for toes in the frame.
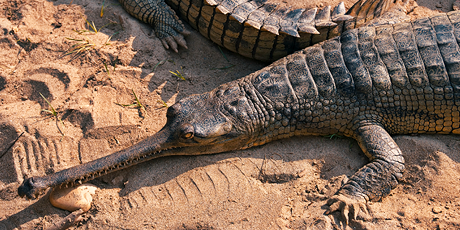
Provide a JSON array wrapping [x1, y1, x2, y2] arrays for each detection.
[[342, 204, 350, 225], [180, 29, 191, 36], [325, 193, 369, 225], [351, 203, 359, 220], [161, 39, 170, 50], [173, 35, 188, 49], [326, 198, 342, 214], [164, 37, 178, 53], [160, 34, 188, 52]]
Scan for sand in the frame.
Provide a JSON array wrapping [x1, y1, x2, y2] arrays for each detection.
[[0, 0, 459, 229]]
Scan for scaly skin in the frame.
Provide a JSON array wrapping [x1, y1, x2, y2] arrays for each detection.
[[119, 0, 396, 61], [18, 9, 460, 223], [118, 0, 190, 52]]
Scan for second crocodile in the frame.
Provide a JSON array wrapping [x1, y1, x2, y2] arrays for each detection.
[[119, 0, 397, 61]]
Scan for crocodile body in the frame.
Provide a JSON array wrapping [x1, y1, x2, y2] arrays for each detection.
[[119, 0, 393, 61], [18, 5, 460, 224]]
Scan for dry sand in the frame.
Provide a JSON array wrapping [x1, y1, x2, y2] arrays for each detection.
[[0, 0, 459, 229]]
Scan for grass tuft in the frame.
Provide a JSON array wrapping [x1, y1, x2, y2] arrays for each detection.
[[323, 133, 343, 140], [39, 92, 65, 138], [157, 99, 168, 108], [170, 67, 186, 81], [115, 89, 146, 117]]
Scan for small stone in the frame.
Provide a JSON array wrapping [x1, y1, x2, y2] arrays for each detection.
[[432, 207, 443, 214], [454, 0, 460, 11], [50, 183, 98, 212]]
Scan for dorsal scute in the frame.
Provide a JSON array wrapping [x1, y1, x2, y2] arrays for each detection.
[[357, 26, 391, 91], [340, 29, 373, 94], [303, 45, 337, 98], [251, 60, 297, 105], [285, 53, 318, 100], [392, 22, 429, 88], [374, 25, 409, 89], [322, 37, 355, 97], [445, 11, 460, 101]]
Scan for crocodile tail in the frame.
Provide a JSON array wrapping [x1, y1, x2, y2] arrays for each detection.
[[347, 0, 398, 27]]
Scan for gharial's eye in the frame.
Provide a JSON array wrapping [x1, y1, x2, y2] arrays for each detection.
[[180, 123, 194, 139]]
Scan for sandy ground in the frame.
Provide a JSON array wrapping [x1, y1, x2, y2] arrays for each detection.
[[0, 0, 460, 229]]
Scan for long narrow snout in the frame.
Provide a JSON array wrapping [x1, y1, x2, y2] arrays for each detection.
[[18, 127, 175, 199]]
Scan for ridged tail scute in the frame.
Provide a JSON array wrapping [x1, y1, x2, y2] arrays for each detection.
[[187, 0, 397, 61], [346, 0, 397, 28], [201, 0, 352, 38]]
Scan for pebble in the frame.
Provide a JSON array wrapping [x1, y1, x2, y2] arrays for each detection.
[[49, 183, 98, 212], [432, 207, 443, 214]]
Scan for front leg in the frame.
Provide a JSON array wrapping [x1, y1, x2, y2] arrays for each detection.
[[326, 124, 405, 224], [119, 0, 190, 52]]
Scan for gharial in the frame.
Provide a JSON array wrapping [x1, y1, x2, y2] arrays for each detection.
[[17, 0, 460, 226]]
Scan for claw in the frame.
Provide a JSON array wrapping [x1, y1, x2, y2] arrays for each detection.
[[161, 39, 170, 51], [167, 37, 179, 53], [173, 35, 188, 50], [342, 204, 350, 225], [160, 33, 189, 52], [326, 193, 369, 226]]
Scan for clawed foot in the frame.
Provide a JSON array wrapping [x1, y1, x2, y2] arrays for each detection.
[[325, 194, 370, 226], [160, 32, 190, 53], [155, 2, 190, 52]]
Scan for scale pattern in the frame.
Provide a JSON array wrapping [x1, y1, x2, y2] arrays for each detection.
[[119, 0, 394, 61]]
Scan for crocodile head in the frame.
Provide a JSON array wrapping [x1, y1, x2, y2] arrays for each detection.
[[18, 82, 256, 199], [156, 85, 254, 156]]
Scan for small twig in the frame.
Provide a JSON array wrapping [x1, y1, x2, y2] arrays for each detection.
[[0, 132, 24, 160], [211, 64, 235, 70], [153, 58, 167, 72], [257, 155, 267, 181], [218, 46, 230, 62]]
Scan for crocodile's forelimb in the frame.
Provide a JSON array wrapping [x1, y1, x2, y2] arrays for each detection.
[[326, 124, 405, 224]]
